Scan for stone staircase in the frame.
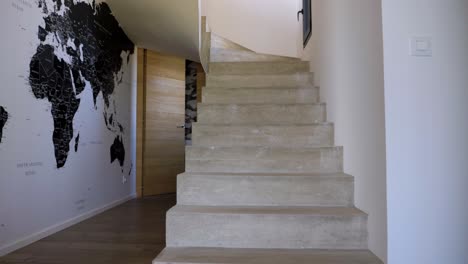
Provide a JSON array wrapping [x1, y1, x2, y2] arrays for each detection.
[[153, 34, 382, 263]]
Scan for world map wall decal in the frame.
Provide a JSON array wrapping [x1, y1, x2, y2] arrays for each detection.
[[29, 0, 134, 169], [0, 106, 8, 144]]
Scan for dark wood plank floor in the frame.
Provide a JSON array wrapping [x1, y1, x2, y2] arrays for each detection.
[[0, 194, 176, 264]]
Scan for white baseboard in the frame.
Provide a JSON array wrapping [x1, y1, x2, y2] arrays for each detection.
[[0, 193, 137, 257]]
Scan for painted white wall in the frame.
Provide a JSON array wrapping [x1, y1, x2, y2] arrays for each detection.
[[382, 0, 468, 263], [300, 1, 387, 262], [107, 0, 200, 62], [0, 0, 137, 256], [202, 0, 300, 58]]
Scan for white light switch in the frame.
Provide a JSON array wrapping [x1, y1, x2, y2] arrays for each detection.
[[411, 37, 432, 57]]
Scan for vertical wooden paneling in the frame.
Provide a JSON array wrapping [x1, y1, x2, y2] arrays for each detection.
[[142, 50, 186, 196]]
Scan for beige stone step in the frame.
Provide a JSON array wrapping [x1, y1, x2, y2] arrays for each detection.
[[210, 33, 250, 51], [186, 146, 343, 174], [206, 72, 314, 88], [177, 172, 354, 207], [198, 103, 326, 125], [202, 86, 319, 104], [209, 34, 301, 62], [153, 247, 383, 264], [210, 61, 309, 76], [166, 205, 368, 249], [211, 48, 300, 62], [192, 123, 334, 148]]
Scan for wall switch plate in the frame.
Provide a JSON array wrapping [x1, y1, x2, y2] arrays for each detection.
[[411, 36, 432, 57]]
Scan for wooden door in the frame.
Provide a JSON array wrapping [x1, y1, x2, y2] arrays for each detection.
[[138, 49, 186, 196]]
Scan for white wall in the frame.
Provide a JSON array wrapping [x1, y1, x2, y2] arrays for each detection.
[[107, 0, 200, 62], [202, 0, 300, 57], [0, 0, 136, 256], [301, 1, 387, 262], [382, 0, 468, 263]]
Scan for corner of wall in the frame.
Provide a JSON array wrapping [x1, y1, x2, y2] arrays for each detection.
[[301, 0, 387, 262]]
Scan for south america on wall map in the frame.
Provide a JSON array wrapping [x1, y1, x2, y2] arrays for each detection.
[[28, 0, 134, 169]]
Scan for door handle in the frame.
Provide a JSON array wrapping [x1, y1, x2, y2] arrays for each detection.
[[177, 125, 185, 129], [297, 9, 304, 21]]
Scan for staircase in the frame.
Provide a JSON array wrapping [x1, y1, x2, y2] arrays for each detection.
[[153, 33, 382, 263]]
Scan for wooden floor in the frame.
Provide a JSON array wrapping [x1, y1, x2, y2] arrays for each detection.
[[0, 194, 176, 264]]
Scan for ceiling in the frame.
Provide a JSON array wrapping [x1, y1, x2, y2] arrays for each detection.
[[107, 0, 200, 62]]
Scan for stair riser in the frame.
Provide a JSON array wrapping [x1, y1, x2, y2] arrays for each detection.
[[210, 62, 310, 75], [178, 174, 354, 207], [211, 34, 245, 50], [211, 48, 299, 63], [202, 87, 319, 104], [186, 147, 343, 174], [192, 124, 334, 148], [206, 73, 314, 88], [198, 104, 326, 125], [166, 212, 368, 249]]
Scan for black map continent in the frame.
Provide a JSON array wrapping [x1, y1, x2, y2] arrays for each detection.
[[110, 136, 125, 167], [74, 133, 80, 152], [29, 0, 134, 168], [0, 106, 8, 143]]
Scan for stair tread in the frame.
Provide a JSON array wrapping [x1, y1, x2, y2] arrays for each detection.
[[188, 146, 342, 151], [204, 85, 318, 90], [154, 247, 382, 264], [170, 205, 366, 216], [193, 122, 333, 127], [210, 47, 301, 62], [207, 72, 314, 78], [179, 172, 351, 178], [206, 73, 315, 88], [200, 102, 325, 106], [187, 146, 343, 161], [209, 61, 309, 76], [210, 61, 309, 65], [211, 46, 300, 55]]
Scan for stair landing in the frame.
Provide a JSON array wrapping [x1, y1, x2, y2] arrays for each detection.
[[155, 247, 382, 264]]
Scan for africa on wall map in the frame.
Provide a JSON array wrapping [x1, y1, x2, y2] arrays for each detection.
[[28, 0, 134, 168]]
